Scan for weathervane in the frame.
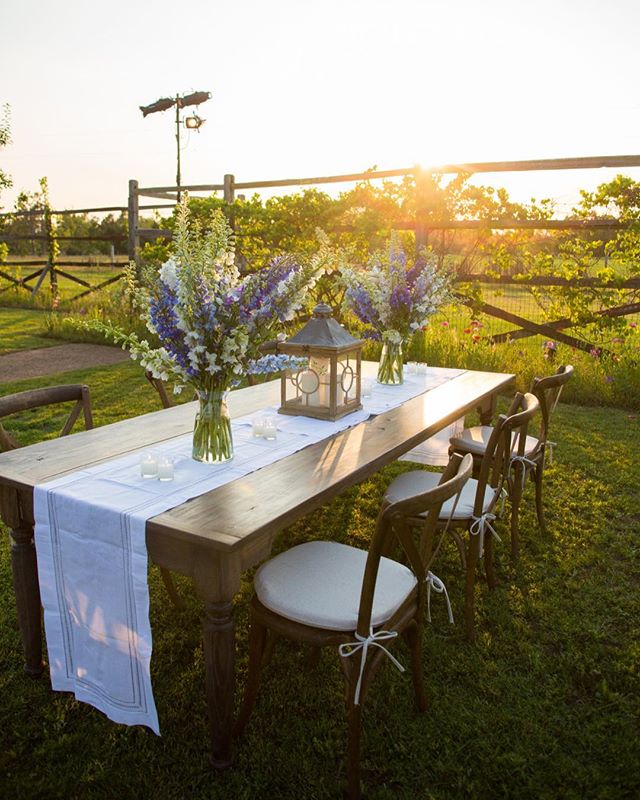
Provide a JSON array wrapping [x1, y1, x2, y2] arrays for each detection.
[[139, 90, 211, 200]]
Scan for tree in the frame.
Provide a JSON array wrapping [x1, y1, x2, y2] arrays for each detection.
[[0, 104, 11, 208]]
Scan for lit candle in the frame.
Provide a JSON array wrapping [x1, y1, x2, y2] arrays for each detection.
[[157, 456, 174, 481], [262, 416, 277, 440], [252, 415, 266, 437], [140, 452, 158, 479]]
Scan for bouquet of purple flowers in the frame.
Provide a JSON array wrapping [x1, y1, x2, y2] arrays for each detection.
[[87, 198, 326, 461], [340, 234, 451, 383]]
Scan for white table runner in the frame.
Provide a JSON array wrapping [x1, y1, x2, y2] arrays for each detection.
[[34, 367, 465, 733]]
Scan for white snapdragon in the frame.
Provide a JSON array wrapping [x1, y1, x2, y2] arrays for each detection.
[[159, 258, 179, 291]]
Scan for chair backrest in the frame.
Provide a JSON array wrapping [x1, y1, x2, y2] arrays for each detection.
[[145, 370, 174, 409], [355, 452, 474, 638], [473, 391, 540, 517], [530, 364, 573, 446], [0, 384, 93, 451]]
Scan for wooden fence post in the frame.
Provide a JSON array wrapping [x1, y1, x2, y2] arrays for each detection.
[[128, 179, 140, 268], [414, 166, 431, 255], [223, 174, 235, 204]]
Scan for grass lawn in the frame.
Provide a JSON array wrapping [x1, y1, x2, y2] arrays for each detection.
[[0, 308, 60, 353], [1, 362, 639, 799]]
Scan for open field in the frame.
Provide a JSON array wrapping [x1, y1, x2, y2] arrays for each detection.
[[0, 352, 639, 799]]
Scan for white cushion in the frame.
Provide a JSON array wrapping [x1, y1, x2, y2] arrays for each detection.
[[399, 419, 465, 467], [254, 541, 417, 631], [384, 470, 498, 520], [449, 426, 539, 458]]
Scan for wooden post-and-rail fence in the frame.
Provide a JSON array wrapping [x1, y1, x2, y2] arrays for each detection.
[[128, 154, 640, 353], [1, 154, 639, 348]]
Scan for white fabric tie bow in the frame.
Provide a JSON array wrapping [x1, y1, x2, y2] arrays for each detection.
[[339, 628, 405, 705], [508, 455, 537, 492], [426, 571, 454, 624], [470, 512, 502, 559]]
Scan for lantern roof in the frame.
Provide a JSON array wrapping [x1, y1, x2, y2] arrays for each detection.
[[285, 304, 362, 350]]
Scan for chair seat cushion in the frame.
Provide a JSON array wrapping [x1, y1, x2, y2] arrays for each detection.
[[254, 541, 417, 632], [384, 470, 498, 520], [449, 426, 540, 458]]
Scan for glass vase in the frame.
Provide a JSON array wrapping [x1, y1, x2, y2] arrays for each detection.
[[377, 340, 404, 385], [192, 388, 234, 464]]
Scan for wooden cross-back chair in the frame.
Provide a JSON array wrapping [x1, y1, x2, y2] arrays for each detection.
[[145, 371, 174, 409], [234, 453, 474, 800], [0, 383, 182, 609], [0, 385, 94, 452], [385, 392, 540, 640], [449, 365, 574, 558]]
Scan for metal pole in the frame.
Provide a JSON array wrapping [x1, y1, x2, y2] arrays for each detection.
[[175, 95, 182, 202]]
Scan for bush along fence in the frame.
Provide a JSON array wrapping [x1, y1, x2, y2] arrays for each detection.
[[1, 155, 639, 352]]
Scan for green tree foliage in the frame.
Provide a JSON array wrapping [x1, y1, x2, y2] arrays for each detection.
[[0, 105, 12, 261], [0, 104, 11, 206], [481, 175, 640, 346]]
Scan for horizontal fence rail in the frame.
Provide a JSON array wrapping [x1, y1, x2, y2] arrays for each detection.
[[1, 155, 639, 346]]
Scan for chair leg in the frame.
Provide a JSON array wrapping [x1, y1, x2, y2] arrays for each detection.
[[450, 529, 467, 569], [464, 533, 481, 642], [483, 528, 497, 590], [261, 630, 279, 668], [509, 478, 523, 561], [534, 466, 547, 535], [160, 568, 184, 610], [403, 620, 427, 712], [307, 645, 321, 669], [346, 700, 363, 800], [234, 617, 268, 737]]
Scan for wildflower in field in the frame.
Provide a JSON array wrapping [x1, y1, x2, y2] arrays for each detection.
[[605, 375, 614, 383], [543, 340, 557, 361], [441, 320, 449, 327]]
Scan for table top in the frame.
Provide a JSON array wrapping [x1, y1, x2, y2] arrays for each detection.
[[0, 364, 513, 558]]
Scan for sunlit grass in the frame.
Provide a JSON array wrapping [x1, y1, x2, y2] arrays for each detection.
[[1, 360, 639, 798]]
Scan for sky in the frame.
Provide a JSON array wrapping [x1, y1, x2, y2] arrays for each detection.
[[2, 0, 640, 215]]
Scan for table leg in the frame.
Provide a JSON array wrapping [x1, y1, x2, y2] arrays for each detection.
[[10, 524, 44, 677], [202, 599, 236, 768], [478, 393, 497, 426]]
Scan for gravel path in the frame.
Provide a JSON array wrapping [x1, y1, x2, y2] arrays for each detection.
[[0, 343, 130, 384]]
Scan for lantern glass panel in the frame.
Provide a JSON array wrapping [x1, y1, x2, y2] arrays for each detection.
[[296, 356, 331, 408], [337, 350, 360, 408]]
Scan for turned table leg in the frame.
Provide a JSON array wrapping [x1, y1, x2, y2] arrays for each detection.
[[478, 393, 497, 426], [10, 524, 44, 677], [202, 599, 236, 768]]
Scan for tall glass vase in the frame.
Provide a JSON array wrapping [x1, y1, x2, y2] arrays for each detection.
[[377, 340, 404, 385], [192, 388, 234, 464]]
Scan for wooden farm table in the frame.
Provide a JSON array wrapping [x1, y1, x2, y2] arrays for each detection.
[[0, 363, 513, 766]]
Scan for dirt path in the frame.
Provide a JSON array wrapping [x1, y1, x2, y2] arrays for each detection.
[[0, 343, 130, 384]]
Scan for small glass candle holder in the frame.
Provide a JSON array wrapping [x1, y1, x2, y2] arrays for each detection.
[[252, 415, 266, 437], [361, 378, 374, 398], [262, 416, 277, 440], [140, 452, 158, 479], [406, 361, 418, 375], [157, 456, 174, 482], [417, 362, 428, 375]]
